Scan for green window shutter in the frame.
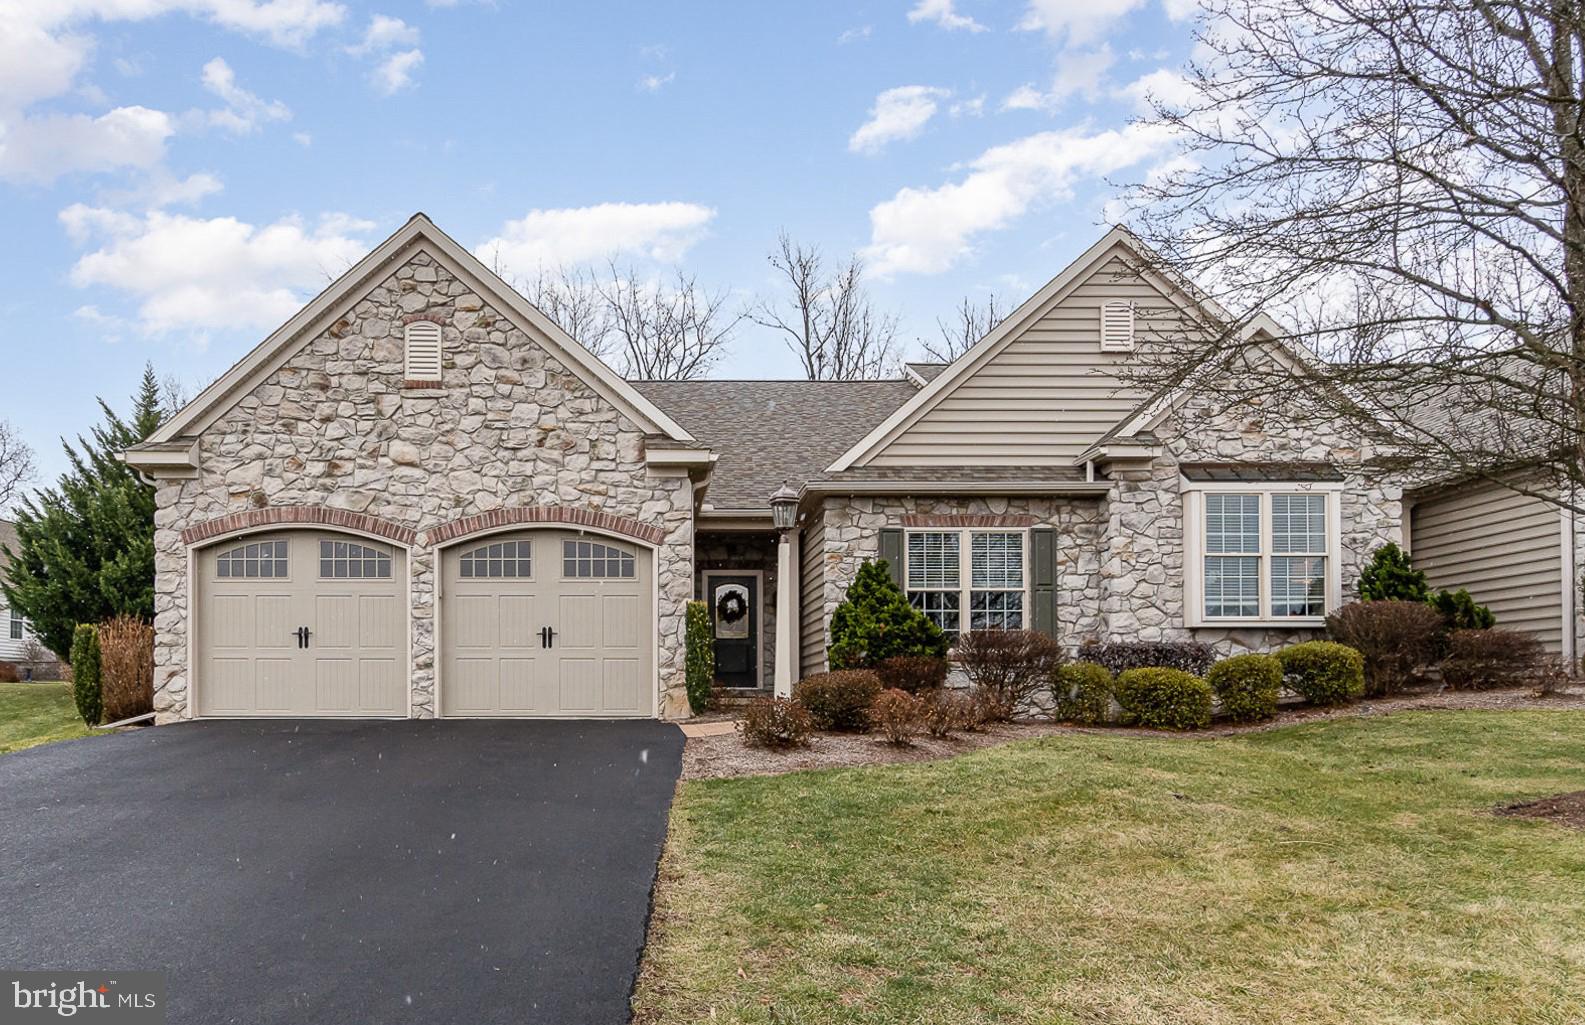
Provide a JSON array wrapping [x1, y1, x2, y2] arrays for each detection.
[[1032, 527, 1057, 638], [879, 528, 905, 589]]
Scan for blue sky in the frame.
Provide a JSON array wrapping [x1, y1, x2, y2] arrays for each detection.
[[0, 0, 1198, 486]]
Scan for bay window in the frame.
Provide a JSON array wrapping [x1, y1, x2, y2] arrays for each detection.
[[1185, 484, 1341, 626], [907, 530, 1027, 641]]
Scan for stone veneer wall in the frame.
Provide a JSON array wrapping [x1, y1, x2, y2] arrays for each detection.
[[814, 398, 1403, 658], [694, 531, 778, 688], [152, 248, 695, 721]]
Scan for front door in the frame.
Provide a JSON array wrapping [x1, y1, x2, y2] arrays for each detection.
[[708, 573, 758, 689]]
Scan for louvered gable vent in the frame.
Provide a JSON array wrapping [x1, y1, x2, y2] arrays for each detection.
[[404, 321, 443, 381], [1100, 300, 1135, 352]]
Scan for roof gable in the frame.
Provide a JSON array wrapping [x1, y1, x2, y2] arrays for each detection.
[[828, 227, 1219, 471], [139, 214, 692, 454]]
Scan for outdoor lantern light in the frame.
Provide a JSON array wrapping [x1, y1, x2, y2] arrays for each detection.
[[770, 481, 799, 532]]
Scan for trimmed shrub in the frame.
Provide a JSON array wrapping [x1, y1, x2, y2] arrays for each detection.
[[0, 662, 18, 683], [69, 623, 102, 727], [874, 655, 950, 694], [1076, 640, 1215, 677], [1430, 588, 1495, 629], [828, 560, 948, 669], [1053, 662, 1113, 725], [793, 670, 883, 731], [98, 615, 154, 722], [956, 629, 1064, 720], [1357, 542, 1429, 602], [737, 697, 814, 748], [1278, 641, 1365, 706], [921, 688, 979, 737], [1207, 653, 1281, 723], [1113, 667, 1212, 730], [1441, 628, 1545, 690], [684, 600, 714, 715], [870, 688, 925, 745], [1325, 600, 1444, 696]]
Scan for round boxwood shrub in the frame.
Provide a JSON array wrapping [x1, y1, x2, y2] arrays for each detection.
[[1112, 667, 1212, 731], [1207, 653, 1282, 723], [792, 670, 883, 731], [1277, 641, 1365, 706], [1054, 661, 1114, 725]]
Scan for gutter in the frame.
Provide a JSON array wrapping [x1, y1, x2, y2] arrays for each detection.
[[801, 480, 1112, 497]]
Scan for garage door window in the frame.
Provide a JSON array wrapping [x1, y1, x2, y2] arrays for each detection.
[[319, 540, 393, 579], [459, 540, 532, 578], [216, 540, 288, 578], [563, 540, 636, 579]]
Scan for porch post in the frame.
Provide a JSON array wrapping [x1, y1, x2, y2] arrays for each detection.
[[774, 533, 795, 698]]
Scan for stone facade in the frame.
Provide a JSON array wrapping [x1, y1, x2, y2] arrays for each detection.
[[152, 248, 695, 722], [694, 531, 778, 689], [808, 394, 1403, 661]]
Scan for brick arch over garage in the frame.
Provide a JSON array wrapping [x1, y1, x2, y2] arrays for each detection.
[[424, 506, 666, 547], [179, 507, 418, 547]]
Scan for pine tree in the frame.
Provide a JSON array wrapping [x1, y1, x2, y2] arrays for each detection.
[[1, 366, 163, 658], [1357, 543, 1429, 602], [828, 559, 949, 669]]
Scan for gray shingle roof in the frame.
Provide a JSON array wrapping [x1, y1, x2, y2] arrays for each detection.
[[905, 362, 948, 383], [1179, 462, 1345, 482], [808, 465, 1094, 486], [630, 380, 917, 511], [0, 520, 17, 560]]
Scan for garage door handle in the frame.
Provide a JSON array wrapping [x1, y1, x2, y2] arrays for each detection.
[[539, 626, 557, 649], [294, 626, 312, 649]]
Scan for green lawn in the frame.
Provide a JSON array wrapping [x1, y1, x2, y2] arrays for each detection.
[[0, 682, 93, 755], [635, 711, 1585, 1025]]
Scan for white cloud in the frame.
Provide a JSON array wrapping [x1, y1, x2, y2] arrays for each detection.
[[99, 169, 225, 210], [1000, 46, 1115, 110], [346, 14, 419, 56], [1117, 66, 1201, 112], [292, 130, 312, 146], [476, 202, 716, 272], [63, 208, 375, 333], [0, 106, 174, 183], [950, 94, 986, 117], [907, 0, 987, 32], [196, 57, 290, 133], [1017, 0, 1144, 45], [372, 49, 424, 95], [864, 123, 1173, 275], [637, 72, 675, 93], [837, 25, 872, 44], [1162, 0, 1201, 19], [849, 85, 950, 155]]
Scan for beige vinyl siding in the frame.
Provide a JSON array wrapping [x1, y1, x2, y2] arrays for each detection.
[[867, 251, 1200, 466], [1411, 481, 1564, 651], [799, 516, 826, 678]]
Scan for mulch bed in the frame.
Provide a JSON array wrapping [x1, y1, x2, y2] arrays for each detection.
[[1495, 791, 1585, 831], [681, 685, 1585, 782]]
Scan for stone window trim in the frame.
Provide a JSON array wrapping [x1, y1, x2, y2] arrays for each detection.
[[425, 505, 666, 548], [1181, 479, 1344, 628], [904, 526, 1030, 640], [181, 507, 417, 548], [901, 513, 1036, 528]]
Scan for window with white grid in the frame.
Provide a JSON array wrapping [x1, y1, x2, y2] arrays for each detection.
[[8, 608, 21, 641], [1189, 486, 1338, 623], [907, 529, 1029, 640]]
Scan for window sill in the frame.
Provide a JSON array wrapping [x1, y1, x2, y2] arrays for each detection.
[[1187, 617, 1327, 629], [402, 379, 444, 390]]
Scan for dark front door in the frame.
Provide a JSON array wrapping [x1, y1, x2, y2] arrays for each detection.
[[709, 574, 758, 689]]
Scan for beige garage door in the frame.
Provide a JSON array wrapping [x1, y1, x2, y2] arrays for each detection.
[[197, 532, 407, 716], [441, 530, 652, 717]]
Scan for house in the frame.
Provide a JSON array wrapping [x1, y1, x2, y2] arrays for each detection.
[[123, 213, 1408, 723], [0, 519, 39, 666]]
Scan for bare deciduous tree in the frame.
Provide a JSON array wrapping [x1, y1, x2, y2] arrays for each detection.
[[1125, 0, 1585, 508], [754, 233, 900, 379], [922, 293, 1006, 363], [513, 261, 740, 381], [0, 419, 34, 514]]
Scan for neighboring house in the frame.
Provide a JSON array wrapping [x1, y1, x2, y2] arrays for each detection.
[[124, 213, 1409, 723], [0, 519, 37, 664]]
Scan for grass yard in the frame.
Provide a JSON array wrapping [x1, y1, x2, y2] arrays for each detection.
[[635, 711, 1585, 1025], [0, 682, 93, 755]]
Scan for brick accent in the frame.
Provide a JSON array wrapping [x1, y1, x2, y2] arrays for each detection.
[[900, 513, 1037, 528], [402, 379, 443, 389], [180, 507, 418, 547], [426, 505, 666, 547]]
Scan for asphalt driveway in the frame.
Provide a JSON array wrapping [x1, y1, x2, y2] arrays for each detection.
[[0, 719, 684, 1025]]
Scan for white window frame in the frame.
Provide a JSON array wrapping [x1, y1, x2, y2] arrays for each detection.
[[904, 528, 1031, 641], [1182, 481, 1343, 628], [8, 607, 22, 641]]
